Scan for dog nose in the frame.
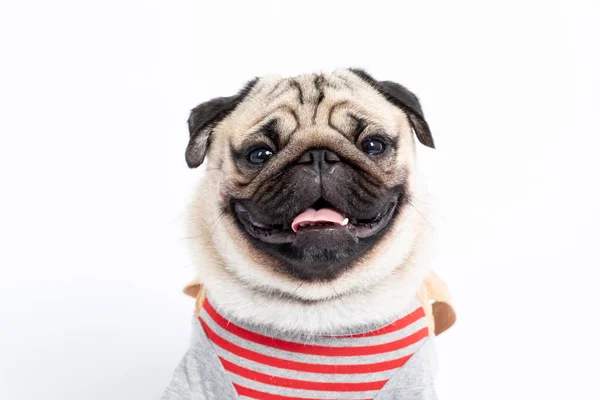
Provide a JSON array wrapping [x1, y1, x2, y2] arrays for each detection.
[[296, 148, 340, 175]]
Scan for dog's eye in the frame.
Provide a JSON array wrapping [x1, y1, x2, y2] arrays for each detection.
[[247, 147, 274, 165], [361, 138, 386, 156]]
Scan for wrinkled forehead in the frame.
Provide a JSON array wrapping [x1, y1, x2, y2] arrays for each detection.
[[216, 70, 412, 149]]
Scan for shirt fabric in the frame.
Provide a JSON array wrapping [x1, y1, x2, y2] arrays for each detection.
[[162, 296, 438, 400]]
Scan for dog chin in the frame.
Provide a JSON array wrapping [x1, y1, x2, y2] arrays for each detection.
[[189, 197, 432, 334], [231, 199, 401, 281]]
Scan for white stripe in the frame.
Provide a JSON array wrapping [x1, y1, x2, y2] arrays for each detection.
[[207, 297, 424, 345], [304, 312, 425, 347], [200, 309, 428, 365], [213, 342, 402, 382], [254, 308, 426, 348], [229, 373, 380, 399]]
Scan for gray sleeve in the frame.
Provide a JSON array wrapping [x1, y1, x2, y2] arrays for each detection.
[[375, 337, 438, 400], [160, 321, 238, 400]]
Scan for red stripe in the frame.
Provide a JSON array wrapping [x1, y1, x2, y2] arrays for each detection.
[[220, 357, 387, 392], [204, 299, 426, 356], [200, 318, 418, 373], [233, 383, 372, 400], [334, 307, 426, 338]]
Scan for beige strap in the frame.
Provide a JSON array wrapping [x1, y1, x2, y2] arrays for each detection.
[[418, 270, 456, 336], [183, 278, 206, 316]]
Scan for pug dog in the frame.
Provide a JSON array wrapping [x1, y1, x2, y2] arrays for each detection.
[[163, 69, 440, 400]]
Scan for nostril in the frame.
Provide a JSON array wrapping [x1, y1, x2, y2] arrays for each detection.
[[324, 150, 340, 163], [295, 148, 341, 174], [296, 152, 313, 164]]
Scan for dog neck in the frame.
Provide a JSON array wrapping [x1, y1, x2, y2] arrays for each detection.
[[198, 248, 430, 336], [207, 280, 425, 336]]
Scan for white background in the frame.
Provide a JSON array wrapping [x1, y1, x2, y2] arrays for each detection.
[[1, 0, 599, 399]]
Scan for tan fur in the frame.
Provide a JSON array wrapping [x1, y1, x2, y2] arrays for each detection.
[[185, 270, 455, 335], [185, 69, 442, 335]]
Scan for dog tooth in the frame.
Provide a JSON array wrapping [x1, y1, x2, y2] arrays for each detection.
[[341, 218, 349, 226]]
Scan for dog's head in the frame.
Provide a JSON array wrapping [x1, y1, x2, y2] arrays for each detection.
[[186, 69, 434, 303]]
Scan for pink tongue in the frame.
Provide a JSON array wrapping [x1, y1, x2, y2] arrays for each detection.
[[291, 208, 345, 232]]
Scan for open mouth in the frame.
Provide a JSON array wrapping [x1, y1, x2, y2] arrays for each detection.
[[233, 199, 398, 245]]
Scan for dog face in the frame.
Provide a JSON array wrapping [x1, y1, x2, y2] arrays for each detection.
[[186, 69, 433, 302]]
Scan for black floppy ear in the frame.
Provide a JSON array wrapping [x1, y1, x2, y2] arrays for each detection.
[[185, 78, 258, 168], [349, 69, 435, 149]]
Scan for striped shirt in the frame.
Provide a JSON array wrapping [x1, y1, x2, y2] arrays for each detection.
[[199, 297, 430, 400]]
